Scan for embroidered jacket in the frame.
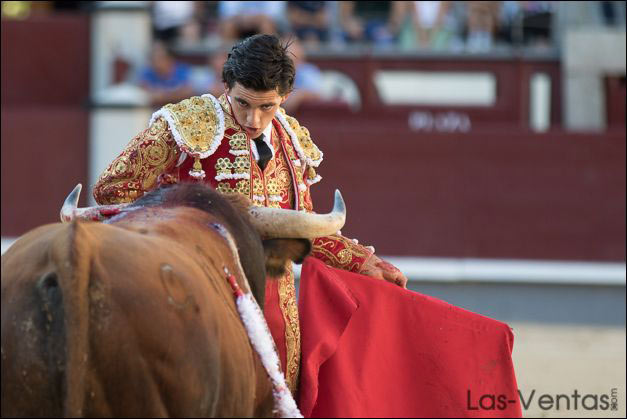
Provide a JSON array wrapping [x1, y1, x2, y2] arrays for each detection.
[[93, 93, 374, 391]]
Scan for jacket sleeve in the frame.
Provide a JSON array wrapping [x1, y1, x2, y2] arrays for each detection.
[[310, 233, 375, 273], [93, 118, 181, 205]]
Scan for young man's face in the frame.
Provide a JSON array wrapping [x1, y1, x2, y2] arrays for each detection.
[[226, 82, 287, 139]]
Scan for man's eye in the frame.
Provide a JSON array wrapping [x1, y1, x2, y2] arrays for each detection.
[[262, 105, 273, 111], [238, 101, 248, 107]]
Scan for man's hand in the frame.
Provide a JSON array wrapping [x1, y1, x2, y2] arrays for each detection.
[[359, 254, 408, 289]]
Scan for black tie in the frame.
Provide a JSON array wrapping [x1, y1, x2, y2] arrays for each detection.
[[254, 134, 272, 171]]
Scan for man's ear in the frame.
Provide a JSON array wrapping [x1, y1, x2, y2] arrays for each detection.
[[281, 92, 290, 104], [262, 238, 311, 277], [224, 82, 230, 94]]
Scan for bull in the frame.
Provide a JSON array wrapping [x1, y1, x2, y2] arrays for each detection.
[[1, 183, 346, 417]]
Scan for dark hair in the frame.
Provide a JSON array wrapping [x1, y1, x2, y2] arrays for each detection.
[[222, 34, 295, 96]]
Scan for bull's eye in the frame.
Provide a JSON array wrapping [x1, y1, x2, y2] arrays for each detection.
[[208, 222, 230, 241], [209, 222, 225, 233]]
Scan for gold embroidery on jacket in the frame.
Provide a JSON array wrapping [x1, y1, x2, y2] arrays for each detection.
[[233, 156, 250, 174], [265, 127, 294, 208], [215, 157, 233, 177], [93, 117, 179, 204], [278, 264, 300, 393], [223, 110, 240, 132], [283, 137, 299, 161], [216, 180, 250, 195], [252, 177, 265, 197], [312, 235, 371, 272], [228, 132, 248, 151]]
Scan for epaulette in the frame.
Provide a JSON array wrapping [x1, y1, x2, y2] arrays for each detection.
[[149, 94, 225, 179]]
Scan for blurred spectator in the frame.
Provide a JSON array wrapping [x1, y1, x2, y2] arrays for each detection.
[[286, 1, 329, 48], [52, 1, 91, 12], [599, 1, 626, 26], [138, 41, 194, 106], [519, 1, 554, 48], [495, 1, 518, 45], [497, 1, 555, 49], [465, 1, 501, 52], [282, 37, 325, 113], [339, 1, 409, 47], [151, 1, 203, 44], [218, 1, 286, 42], [410, 1, 453, 49], [189, 47, 229, 98]]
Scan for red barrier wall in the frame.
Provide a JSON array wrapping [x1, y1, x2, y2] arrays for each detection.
[[1, 16, 90, 107], [302, 116, 625, 262], [1, 16, 90, 237]]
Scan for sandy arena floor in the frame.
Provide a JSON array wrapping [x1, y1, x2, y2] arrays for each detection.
[[510, 322, 626, 418]]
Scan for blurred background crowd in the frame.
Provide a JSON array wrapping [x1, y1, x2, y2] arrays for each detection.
[[3, 1, 625, 110], [142, 0, 577, 108], [148, 0, 563, 52]]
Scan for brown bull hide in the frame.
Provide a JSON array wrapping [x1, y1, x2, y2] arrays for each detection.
[[2, 184, 311, 417]]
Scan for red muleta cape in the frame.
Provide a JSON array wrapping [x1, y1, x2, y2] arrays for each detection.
[[298, 257, 522, 418]]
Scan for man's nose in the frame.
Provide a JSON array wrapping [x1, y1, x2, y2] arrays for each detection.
[[246, 109, 261, 128]]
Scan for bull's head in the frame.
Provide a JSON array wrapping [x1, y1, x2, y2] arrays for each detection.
[[60, 183, 346, 305]]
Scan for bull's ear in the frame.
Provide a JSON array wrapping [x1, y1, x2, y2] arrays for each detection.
[[262, 239, 312, 278], [222, 193, 254, 212]]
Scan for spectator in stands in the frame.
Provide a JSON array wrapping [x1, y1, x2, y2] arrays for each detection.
[[286, 1, 329, 48], [494, 1, 518, 45], [411, 1, 453, 49], [339, 1, 408, 47], [496, 1, 555, 49], [218, 1, 286, 42], [281, 36, 325, 113], [599, 1, 626, 26], [138, 41, 194, 106], [189, 47, 229, 98], [519, 1, 554, 48], [465, 1, 501, 52], [151, 1, 203, 44]]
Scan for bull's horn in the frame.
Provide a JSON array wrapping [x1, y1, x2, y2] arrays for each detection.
[[60, 183, 82, 222], [60, 183, 127, 223], [248, 189, 346, 239]]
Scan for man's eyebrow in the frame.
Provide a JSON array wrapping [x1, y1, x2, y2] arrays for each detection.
[[234, 96, 276, 107]]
